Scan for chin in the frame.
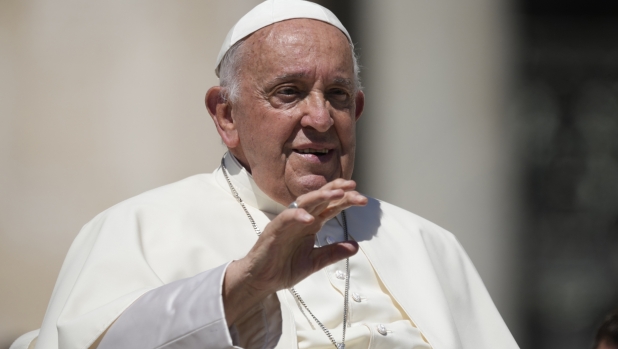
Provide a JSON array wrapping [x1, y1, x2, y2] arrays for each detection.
[[293, 174, 331, 194]]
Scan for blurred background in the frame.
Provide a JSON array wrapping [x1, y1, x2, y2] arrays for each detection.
[[1, 1, 617, 348]]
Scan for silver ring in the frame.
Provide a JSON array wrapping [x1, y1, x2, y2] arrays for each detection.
[[288, 201, 299, 209]]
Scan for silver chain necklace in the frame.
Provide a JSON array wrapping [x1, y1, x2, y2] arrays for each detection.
[[221, 157, 350, 349]]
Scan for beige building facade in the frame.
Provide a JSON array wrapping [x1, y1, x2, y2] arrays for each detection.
[[0, 1, 519, 347]]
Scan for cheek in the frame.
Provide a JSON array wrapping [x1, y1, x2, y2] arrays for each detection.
[[336, 117, 357, 151], [336, 117, 357, 179], [339, 152, 355, 180], [240, 114, 297, 157]]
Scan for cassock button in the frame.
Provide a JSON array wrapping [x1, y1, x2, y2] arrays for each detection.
[[377, 324, 388, 336], [326, 236, 334, 245], [335, 270, 346, 280], [352, 292, 362, 302]]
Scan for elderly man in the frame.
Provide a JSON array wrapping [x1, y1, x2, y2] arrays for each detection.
[[12, 1, 519, 349]]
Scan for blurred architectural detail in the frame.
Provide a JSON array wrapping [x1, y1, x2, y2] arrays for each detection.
[[0, 1, 260, 347], [325, 0, 523, 343], [6, 0, 592, 348], [514, 3, 618, 347]]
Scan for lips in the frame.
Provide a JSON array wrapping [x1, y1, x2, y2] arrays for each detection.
[[295, 148, 330, 155], [291, 146, 335, 163]]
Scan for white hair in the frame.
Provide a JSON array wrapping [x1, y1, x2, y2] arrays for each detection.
[[218, 39, 362, 103]]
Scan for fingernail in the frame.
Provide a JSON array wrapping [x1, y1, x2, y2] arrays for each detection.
[[301, 212, 313, 222], [342, 241, 359, 250]]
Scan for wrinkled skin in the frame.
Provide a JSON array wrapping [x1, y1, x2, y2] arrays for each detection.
[[206, 19, 367, 325]]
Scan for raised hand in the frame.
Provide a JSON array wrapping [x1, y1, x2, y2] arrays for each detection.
[[222, 179, 367, 325]]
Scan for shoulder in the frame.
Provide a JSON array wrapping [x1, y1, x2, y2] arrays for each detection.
[[80, 173, 231, 236], [348, 196, 459, 246], [345, 196, 466, 266], [348, 196, 474, 285], [111, 173, 219, 208], [97, 173, 222, 216]]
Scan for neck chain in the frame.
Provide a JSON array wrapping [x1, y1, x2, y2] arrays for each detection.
[[221, 157, 350, 349]]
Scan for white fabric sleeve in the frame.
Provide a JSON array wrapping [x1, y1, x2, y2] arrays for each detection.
[[9, 330, 39, 349], [97, 262, 239, 349]]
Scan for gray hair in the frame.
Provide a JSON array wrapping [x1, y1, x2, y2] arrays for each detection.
[[218, 39, 362, 103]]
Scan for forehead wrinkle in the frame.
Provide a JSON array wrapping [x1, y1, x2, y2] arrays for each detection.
[[273, 72, 310, 82], [267, 73, 354, 89], [258, 71, 311, 91], [241, 19, 356, 92]]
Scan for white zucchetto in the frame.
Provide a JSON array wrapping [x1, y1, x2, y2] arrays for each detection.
[[215, 0, 352, 77]]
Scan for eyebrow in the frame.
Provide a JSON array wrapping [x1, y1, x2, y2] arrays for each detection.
[[333, 77, 354, 88], [271, 72, 308, 83], [268, 73, 354, 88]]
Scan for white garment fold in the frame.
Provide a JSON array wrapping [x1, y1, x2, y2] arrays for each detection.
[[18, 152, 518, 349], [98, 263, 236, 349]]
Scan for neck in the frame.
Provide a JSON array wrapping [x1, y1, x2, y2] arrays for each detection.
[[228, 149, 252, 174], [216, 152, 288, 215]]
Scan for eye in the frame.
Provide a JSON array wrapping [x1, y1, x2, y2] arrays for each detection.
[[277, 87, 299, 96], [271, 86, 303, 106], [327, 88, 351, 103]]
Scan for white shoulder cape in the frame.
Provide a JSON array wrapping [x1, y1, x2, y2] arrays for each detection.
[[26, 161, 518, 349]]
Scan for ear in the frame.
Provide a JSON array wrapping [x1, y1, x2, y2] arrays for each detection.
[[354, 91, 365, 121], [206, 86, 240, 148]]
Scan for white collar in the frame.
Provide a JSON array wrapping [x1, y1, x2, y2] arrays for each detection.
[[215, 152, 288, 215]]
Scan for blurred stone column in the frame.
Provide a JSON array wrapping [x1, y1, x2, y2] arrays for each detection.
[[352, 0, 522, 340], [0, 1, 260, 346]]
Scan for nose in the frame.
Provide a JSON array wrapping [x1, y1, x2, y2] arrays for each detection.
[[300, 91, 333, 132]]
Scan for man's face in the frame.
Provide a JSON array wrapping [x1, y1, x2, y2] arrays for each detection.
[[228, 19, 364, 205]]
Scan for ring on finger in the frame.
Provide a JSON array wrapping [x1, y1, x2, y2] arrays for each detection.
[[288, 201, 299, 209]]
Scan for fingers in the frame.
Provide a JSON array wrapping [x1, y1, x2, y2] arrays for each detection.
[[310, 241, 359, 272], [294, 188, 346, 214], [268, 208, 315, 235], [294, 179, 355, 208], [321, 178, 358, 192], [318, 190, 368, 220], [292, 179, 368, 219], [268, 179, 367, 241]]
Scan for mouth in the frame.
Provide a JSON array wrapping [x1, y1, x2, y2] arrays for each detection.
[[294, 148, 330, 155], [291, 147, 335, 163]]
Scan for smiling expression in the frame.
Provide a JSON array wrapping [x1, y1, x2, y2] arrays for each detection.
[[212, 19, 364, 205]]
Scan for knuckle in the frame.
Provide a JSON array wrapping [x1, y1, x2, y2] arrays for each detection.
[[295, 208, 311, 220], [281, 209, 299, 223]]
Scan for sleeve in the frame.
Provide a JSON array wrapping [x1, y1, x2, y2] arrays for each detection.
[[33, 204, 244, 349], [9, 330, 39, 349], [97, 262, 239, 349], [33, 201, 284, 349]]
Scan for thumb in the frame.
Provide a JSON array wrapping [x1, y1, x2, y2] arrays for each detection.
[[310, 241, 359, 272]]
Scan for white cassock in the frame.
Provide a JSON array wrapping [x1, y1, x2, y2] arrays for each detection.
[[13, 152, 519, 349]]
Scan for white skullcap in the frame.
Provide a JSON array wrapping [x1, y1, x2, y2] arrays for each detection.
[[215, 0, 351, 77]]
